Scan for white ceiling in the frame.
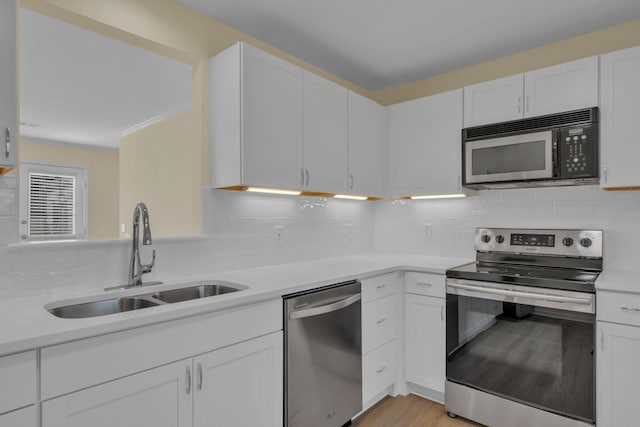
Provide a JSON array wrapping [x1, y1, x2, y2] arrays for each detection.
[[20, 9, 192, 150], [180, 0, 640, 90]]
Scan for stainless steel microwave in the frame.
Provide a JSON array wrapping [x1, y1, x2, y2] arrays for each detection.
[[462, 107, 599, 189]]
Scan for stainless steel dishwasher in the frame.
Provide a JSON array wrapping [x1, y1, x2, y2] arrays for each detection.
[[284, 280, 362, 427]]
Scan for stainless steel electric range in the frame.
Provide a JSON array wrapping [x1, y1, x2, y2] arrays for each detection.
[[445, 228, 602, 427]]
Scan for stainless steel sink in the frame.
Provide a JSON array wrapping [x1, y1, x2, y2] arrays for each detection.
[[46, 281, 246, 318], [151, 283, 239, 303], [48, 297, 160, 319]]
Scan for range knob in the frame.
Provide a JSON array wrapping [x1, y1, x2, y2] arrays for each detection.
[[481, 235, 491, 243], [495, 235, 505, 244], [562, 237, 574, 247], [580, 238, 593, 248]]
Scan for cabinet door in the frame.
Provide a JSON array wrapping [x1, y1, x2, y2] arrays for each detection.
[[600, 45, 640, 188], [0, 0, 17, 170], [463, 74, 523, 127], [524, 56, 598, 118], [597, 322, 640, 427], [194, 331, 283, 427], [0, 406, 36, 427], [242, 44, 303, 189], [405, 293, 445, 393], [388, 89, 463, 196], [303, 71, 348, 193], [347, 91, 383, 196], [42, 359, 193, 427], [0, 350, 36, 414]]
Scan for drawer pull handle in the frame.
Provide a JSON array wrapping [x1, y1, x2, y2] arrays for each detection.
[[416, 282, 432, 287], [621, 306, 640, 312], [197, 363, 203, 390], [376, 318, 387, 325], [376, 284, 387, 290], [376, 366, 387, 374]]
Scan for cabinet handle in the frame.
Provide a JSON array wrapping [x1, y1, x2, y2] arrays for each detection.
[[457, 175, 461, 192], [603, 165, 608, 184], [517, 96, 522, 114], [300, 168, 305, 186], [376, 366, 387, 374], [305, 169, 309, 186], [186, 366, 192, 394], [526, 95, 530, 113], [350, 174, 354, 189], [441, 305, 444, 322], [376, 284, 387, 290], [197, 363, 203, 390], [4, 127, 9, 159], [416, 282, 432, 287], [621, 306, 640, 312], [601, 331, 604, 351], [376, 318, 387, 325]]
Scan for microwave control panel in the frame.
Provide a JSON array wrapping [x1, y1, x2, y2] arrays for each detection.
[[558, 124, 598, 179]]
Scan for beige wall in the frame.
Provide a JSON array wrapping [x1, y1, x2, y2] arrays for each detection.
[[119, 111, 198, 237], [19, 139, 119, 239]]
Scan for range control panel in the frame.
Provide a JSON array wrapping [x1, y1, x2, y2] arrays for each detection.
[[558, 124, 598, 179], [476, 228, 602, 258]]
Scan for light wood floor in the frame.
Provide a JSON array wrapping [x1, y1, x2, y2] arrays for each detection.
[[353, 394, 483, 427]]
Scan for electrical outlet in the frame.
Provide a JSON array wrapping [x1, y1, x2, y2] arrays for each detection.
[[120, 223, 126, 234], [424, 223, 432, 240], [275, 226, 284, 242]]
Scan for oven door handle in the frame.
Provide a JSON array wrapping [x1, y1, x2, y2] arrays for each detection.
[[447, 282, 592, 305], [289, 294, 361, 320]]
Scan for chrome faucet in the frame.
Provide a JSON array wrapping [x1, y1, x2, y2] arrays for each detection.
[[128, 202, 156, 287]]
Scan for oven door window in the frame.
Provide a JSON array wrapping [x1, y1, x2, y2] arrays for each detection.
[[446, 293, 594, 423], [464, 130, 554, 184]]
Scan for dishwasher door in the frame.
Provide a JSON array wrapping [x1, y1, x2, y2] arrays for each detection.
[[284, 280, 362, 427]]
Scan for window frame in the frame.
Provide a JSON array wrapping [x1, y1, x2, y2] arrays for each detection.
[[19, 161, 88, 241]]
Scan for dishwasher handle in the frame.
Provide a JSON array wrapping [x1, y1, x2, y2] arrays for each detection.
[[289, 293, 361, 320]]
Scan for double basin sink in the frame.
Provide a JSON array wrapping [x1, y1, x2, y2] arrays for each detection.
[[47, 281, 246, 319]]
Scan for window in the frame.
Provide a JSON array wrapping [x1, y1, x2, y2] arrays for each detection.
[[19, 162, 87, 240]]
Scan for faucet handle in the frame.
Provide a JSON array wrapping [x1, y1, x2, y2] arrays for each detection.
[[141, 249, 156, 274]]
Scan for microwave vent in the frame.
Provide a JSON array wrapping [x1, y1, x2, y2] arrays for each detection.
[[463, 107, 598, 140]]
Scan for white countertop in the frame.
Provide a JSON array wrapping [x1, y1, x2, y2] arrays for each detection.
[[0, 254, 470, 357], [596, 269, 640, 294]]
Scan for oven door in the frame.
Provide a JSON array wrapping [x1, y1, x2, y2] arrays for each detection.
[[464, 130, 556, 184], [446, 278, 595, 424]]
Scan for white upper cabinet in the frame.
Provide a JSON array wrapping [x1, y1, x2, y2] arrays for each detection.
[[463, 56, 598, 127], [302, 71, 348, 193], [387, 89, 465, 196], [524, 56, 598, 118], [600, 45, 640, 189], [348, 91, 384, 196], [210, 42, 303, 190], [463, 74, 524, 128], [0, 0, 17, 171]]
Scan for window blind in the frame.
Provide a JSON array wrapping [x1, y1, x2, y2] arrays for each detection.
[[28, 172, 76, 237]]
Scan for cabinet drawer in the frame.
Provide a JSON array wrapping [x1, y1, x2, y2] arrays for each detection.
[[598, 291, 640, 326], [361, 272, 399, 303], [0, 351, 36, 414], [362, 339, 397, 405], [405, 271, 445, 297], [362, 294, 397, 354]]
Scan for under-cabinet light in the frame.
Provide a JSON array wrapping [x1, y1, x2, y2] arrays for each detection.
[[333, 194, 368, 200], [410, 194, 468, 200], [245, 187, 302, 196]]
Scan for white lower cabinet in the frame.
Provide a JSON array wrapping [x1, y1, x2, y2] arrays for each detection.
[[362, 340, 397, 404], [193, 332, 283, 427], [43, 331, 282, 427], [43, 359, 193, 427], [597, 321, 640, 427], [0, 406, 36, 427], [405, 292, 445, 394]]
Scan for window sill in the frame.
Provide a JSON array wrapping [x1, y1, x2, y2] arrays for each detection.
[[7, 235, 209, 253]]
